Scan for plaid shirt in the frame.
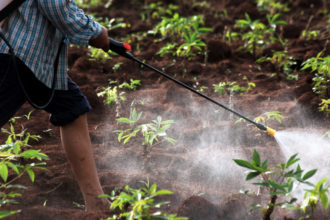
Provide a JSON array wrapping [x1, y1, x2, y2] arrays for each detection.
[[0, 0, 102, 90]]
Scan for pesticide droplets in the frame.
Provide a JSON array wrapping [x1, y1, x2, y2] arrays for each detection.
[[275, 130, 330, 180]]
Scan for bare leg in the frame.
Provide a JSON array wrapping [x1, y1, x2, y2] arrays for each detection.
[[60, 114, 109, 211]]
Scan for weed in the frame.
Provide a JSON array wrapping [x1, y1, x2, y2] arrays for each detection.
[[234, 150, 329, 219], [100, 180, 187, 220]]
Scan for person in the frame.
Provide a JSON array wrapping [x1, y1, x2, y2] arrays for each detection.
[[0, 0, 110, 212]]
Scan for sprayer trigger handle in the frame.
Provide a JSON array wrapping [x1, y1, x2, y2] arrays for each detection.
[[109, 38, 131, 54]]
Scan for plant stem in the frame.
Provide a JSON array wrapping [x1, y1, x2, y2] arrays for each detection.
[[263, 194, 277, 220]]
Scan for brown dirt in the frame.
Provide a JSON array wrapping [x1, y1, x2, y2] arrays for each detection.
[[2, 0, 330, 219]]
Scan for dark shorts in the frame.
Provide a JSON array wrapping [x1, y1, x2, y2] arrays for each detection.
[[0, 53, 91, 127]]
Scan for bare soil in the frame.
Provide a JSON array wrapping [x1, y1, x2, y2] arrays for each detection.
[[2, 0, 330, 219]]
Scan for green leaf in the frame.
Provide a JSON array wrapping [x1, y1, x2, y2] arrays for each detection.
[[252, 149, 260, 166], [233, 159, 254, 170], [0, 162, 8, 182], [154, 189, 173, 196], [302, 169, 317, 181], [20, 150, 49, 160], [0, 210, 20, 218], [320, 192, 329, 211], [246, 171, 261, 180], [286, 153, 300, 168], [116, 118, 136, 124], [26, 168, 35, 182]]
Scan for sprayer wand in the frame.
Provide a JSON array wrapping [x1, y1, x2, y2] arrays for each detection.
[[108, 38, 276, 137]]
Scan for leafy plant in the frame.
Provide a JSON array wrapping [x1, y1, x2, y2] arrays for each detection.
[[301, 30, 320, 40], [97, 81, 126, 107], [235, 111, 283, 133], [114, 108, 176, 150], [301, 52, 330, 99], [235, 13, 286, 56], [319, 99, 330, 116], [141, 1, 178, 22], [176, 30, 207, 59], [153, 14, 211, 59], [157, 42, 177, 57], [255, 0, 290, 15], [257, 50, 299, 80], [0, 116, 49, 218], [254, 111, 284, 124], [100, 180, 187, 220], [234, 150, 329, 219], [213, 79, 256, 96], [119, 79, 141, 91]]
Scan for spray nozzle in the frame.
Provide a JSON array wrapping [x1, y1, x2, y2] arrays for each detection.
[[266, 127, 276, 137]]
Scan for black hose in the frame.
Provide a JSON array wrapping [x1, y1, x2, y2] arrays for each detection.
[[122, 51, 267, 131]]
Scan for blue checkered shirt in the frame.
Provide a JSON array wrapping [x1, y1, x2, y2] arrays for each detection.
[[0, 0, 102, 90]]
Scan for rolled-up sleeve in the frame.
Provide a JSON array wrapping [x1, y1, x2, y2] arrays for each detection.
[[37, 0, 102, 45]]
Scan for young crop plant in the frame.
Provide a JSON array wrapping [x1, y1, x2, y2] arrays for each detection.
[[114, 108, 176, 151], [213, 79, 256, 96], [255, 0, 290, 15], [141, 1, 178, 22], [153, 14, 211, 59], [119, 79, 141, 91], [235, 111, 283, 135], [0, 116, 49, 218], [97, 80, 126, 107], [319, 99, 330, 116], [301, 52, 330, 99], [99, 180, 187, 220], [235, 13, 286, 57], [234, 150, 330, 219], [76, 0, 113, 8], [256, 50, 298, 80]]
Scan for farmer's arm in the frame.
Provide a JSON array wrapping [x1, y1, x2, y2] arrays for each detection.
[[37, 0, 109, 50]]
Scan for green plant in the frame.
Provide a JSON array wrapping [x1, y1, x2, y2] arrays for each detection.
[[254, 111, 284, 124], [235, 13, 286, 56], [88, 47, 112, 63], [114, 108, 176, 150], [234, 150, 329, 219], [176, 30, 207, 59], [213, 80, 256, 96], [97, 81, 126, 107], [0, 117, 49, 218], [301, 52, 330, 99], [119, 79, 141, 91], [76, 0, 110, 8], [319, 99, 330, 116], [235, 111, 283, 132], [154, 14, 211, 59], [301, 30, 320, 40], [141, 2, 178, 22], [157, 42, 177, 57], [257, 50, 298, 79], [100, 180, 187, 220], [255, 0, 290, 15]]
